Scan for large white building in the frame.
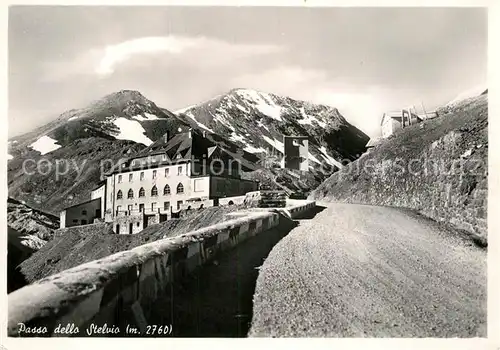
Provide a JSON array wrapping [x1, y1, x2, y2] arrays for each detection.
[[60, 130, 258, 234]]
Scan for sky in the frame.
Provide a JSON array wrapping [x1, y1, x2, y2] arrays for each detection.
[[8, 6, 487, 138]]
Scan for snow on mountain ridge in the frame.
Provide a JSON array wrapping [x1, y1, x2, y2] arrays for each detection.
[[174, 88, 369, 170]]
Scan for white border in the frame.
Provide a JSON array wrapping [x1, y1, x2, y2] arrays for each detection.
[[1, 1, 498, 350]]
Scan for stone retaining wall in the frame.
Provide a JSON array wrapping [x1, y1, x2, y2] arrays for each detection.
[[8, 200, 316, 337]]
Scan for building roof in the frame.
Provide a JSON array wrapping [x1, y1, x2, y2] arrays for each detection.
[[112, 129, 260, 173]]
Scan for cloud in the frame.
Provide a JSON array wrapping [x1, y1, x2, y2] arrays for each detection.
[[96, 36, 200, 76], [42, 35, 283, 81]]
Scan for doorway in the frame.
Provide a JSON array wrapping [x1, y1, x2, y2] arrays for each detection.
[[129, 223, 133, 234]]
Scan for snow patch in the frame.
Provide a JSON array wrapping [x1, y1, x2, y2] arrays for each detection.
[[308, 152, 322, 165], [113, 118, 153, 146], [244, 145, 268, 154], [229, 132, 246, 143], [298, 107, 327, 128], [184, 112, 215, 133], [235, 89, 283, 121], [132, 113, 160, 122], [236, 104, 249, 113], [319, 146, 343, 168], [262, 135, 284, 154], [30, 135, 61, 155], [257, 120, 270, 132]]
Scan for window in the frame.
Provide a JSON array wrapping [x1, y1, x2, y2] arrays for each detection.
[[139, 204, 144, 212], [117, 205, 122, 212], [176, 183, 184, 194], [127, 189, 134, 199], [139, 187, 145, 198], [151, 202, 157, 211], [117, 190, 123, 200], [165, 168, 169, 177], [162, 154, 168, 161], [152, 170, 157, 179], [81, 220, 87, 225], [129, 174, 133, 182], [151, 185, 158, 197], [82, 209, 87, 215], [118, 175, 122, 183], [164, 184, 171, 195], [177, 201, 183, 210], [178, 166, 183, 175], [72, 219, 78, 224], [164, 201, 170, 210], [127, 205, 133, 211], [140, 172, 145, 181]]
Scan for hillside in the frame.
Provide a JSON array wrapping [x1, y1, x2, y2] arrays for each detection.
[[18, 205, 243, 284], [311, 93, 488, 239]]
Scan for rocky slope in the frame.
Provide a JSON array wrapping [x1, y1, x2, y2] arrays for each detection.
[[7, 197, 60, 242], [175, 88, 369, 171], [311, 93, 488, 239]]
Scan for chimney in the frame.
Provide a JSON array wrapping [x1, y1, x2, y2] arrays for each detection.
[[163, 132, 168, 143], [188, 128, 192, 139], [202, 130, 206, 138]]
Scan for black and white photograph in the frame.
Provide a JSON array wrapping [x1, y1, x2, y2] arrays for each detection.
[[2, 3, 494, 343]]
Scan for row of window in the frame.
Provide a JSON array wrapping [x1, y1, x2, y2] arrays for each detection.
[[116, 183, 184, 200], [117, 201, 182, 212], [117, 166, 185, 183]]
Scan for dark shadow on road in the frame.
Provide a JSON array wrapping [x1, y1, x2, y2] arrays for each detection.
[[144, 216, 297, 337], [291, 205, 326, 220], [139, 206, 324, 337]]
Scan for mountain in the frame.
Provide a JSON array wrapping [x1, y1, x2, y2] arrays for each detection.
[[8, 90, 186, 157], [8, 88, 369, 214], [175, 88, 369, 170], [8, 90, 189, 213]]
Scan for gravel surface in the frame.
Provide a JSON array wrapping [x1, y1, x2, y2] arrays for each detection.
[[249, 202, 486, 337]]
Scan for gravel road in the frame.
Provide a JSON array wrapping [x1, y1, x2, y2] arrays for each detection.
[[249, 202, 486, 337]]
